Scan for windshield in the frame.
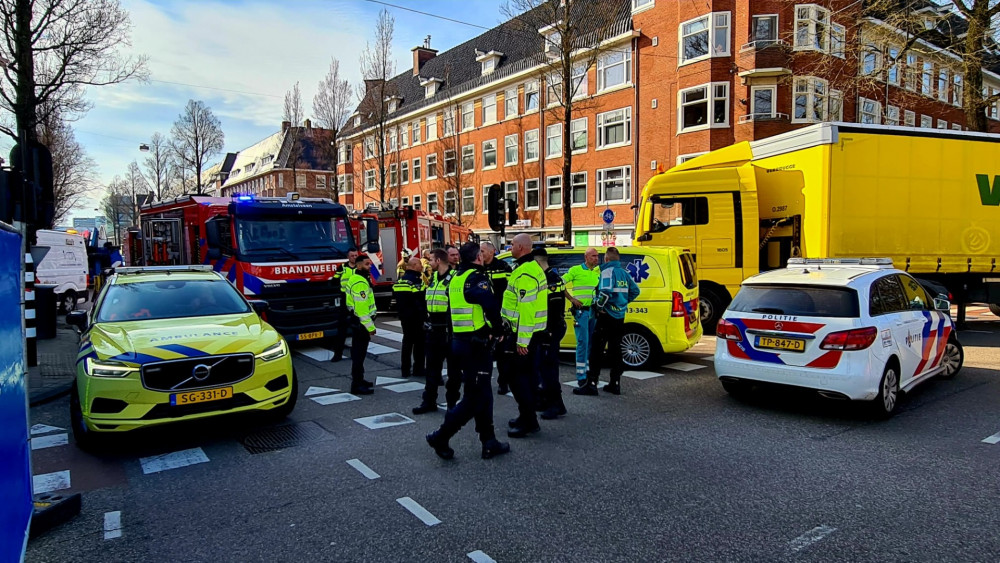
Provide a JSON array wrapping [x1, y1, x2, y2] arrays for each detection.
[[97, 279, 251, 322], [235, 216, 353, 260], [729, 285, 860, 318], [648, 196, 708, 233]]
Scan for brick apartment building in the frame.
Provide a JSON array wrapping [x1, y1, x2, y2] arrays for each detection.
[[335, 0, 1000, 245], [202, 120, 354, 207]]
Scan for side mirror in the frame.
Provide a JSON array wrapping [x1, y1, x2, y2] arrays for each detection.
[[933, 297, 951, 312], [66, 310, 88, 331], [365, 219, 380, 254], [636, 232, 652, 242], [249, 300, 270, 315]]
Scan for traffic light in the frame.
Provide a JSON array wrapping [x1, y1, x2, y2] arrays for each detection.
[[9, 141, 55, 229], [487, 183, 503, 232]]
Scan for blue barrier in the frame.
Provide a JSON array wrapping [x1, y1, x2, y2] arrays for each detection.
[[0, 223, 29, 562]]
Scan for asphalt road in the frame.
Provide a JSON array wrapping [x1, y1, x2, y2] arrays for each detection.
[[25, 311, 1000, 563]]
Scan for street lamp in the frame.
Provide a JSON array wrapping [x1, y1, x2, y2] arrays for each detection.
[[139, 143, 150, 152]]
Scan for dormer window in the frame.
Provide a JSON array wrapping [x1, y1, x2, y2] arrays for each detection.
[[539, 23, 563, 58], [419, 77, 443, 99], [353, 115, 361, 127], [475, 50, 504, 76], [385, 95, 402, 114]]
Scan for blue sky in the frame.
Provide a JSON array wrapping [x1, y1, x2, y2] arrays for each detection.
[[15, 0, 504, 221]]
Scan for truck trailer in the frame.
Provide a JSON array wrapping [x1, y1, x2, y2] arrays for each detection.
[[634, 123, 1000, 330], [139, 193, 379, 342]]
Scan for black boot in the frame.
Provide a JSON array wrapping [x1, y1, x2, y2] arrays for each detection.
[[412, 402, 438, 415], [481, 439, 511, 459], [426, 431, 454, 460], [507, 420, 540, 438], [603, 379, 621, 395], [573, 383, 598, 396], [351, 380, 374, 395], [540, 391, 567, 420]]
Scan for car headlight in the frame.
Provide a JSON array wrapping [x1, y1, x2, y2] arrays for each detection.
[[85, 358, 138, 378], [256, 340, 288, 362]]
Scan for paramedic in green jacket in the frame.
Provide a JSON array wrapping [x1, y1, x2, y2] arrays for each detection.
[[576, 247, 640, 396]]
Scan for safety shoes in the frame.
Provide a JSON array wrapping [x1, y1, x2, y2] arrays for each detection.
[[481, 439, 510, 459], [426, 432, 455, 460]]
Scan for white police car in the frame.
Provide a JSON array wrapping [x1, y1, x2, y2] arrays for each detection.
[[714, 258, 964, 417]]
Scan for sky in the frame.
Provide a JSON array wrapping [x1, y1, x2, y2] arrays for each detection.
[[10, 0, 506, 222]]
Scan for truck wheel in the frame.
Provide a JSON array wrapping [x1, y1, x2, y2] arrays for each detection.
[[700, 288, 727, 335], [868, 362, 900, 419], [989, 304, 1000, 317], [60, 290, 77, 313], [938, 336, 963, 379], [620, 326, 661, 370]]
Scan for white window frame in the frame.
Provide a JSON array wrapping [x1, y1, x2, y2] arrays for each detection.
[[482, 185, 490, 214], [546, 123, 562, 158], [546, 175, 562, 209], [482, 139, 498, 170], [412, 157, 421, 182], [461, 102, 474, 131], [364, 169, 376, 191], [937, 68, 950, 102], [525, 129, 539, 162], [792, 76, 830, 123], [597, 107, 633, 148], [750, 85, 776, 118], [887, 45, 901, 85], [427, 114, 438, 141], [951, 123, 962, 130], [858, 97, 881, 124], [444, 149, 457, 177], [794, 4, 831, 53], [525, 81, 540, 113], [443, 110, 456, 137], [920, 114, 933, 128], [525, 178, 540, 210], [830, 24, 845, 58], [953, 73, 964, 107], [597, 50, 632, 91], [411, 121, 421, 145], [505, 181, 518, 208], [677, 152, 708, 165], [426, 153, 438, 179], [886, 104, 900, 126], [400, 126, 409, 148], [400, 160, 410, 184], [504, 134, 518, 166], [905, 53, 918, 92], [482, 93, 497, 124], [461, 144, 475, 174], [444, 190, 457, 216], [570, 171, 587, 207], [571, 117, 588, 154], [678, 82, 729, 132], [937, 118, 948, 129], [389, 163, 398, 187], [904, 110, 916, 127], [596, 166, 632, 205], [921, 61, 933, 96], [632, 0, 654, 14], [413, 194, 422, 210], [679, 11, 731, 65], [387, 129, 397, 152], [504, 87, 518, 119], [427, 192, 439, 213], [316, 175, 326, 190], [461, 187, 475, 215], [750, 14, 778, 44]]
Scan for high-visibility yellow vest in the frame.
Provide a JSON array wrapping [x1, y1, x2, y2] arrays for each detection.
[[347, 274, 376, 333], [449, 269, 486, 333], [426, 269, 452, 314], [338, 264, 356, 309], [502, 259, 548, 347], [562, 263, 599, 306]]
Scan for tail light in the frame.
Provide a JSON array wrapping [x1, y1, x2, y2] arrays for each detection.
[[671, 291, 685, 317], [820, 327, 878, 351], [716, 318, 742, 342]]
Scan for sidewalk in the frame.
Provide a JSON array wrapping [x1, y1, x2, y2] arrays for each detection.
[[28, 323, 80, 407]]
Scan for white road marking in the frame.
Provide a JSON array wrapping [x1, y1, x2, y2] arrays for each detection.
[[305, 386, 340, 397], [563, 380, 608, 389], [385, 382, 426, 393], [296, 347, 334, 362], [375, 376, 406, 386], [467, 550, 497, 563], [702, 356, 715, 362], [33, 470, 71, 494], [788, 525, 837, 553], [103, 511, 122, 540], [139, 447, 210, 475], [30, 424, 64, 435], [664, 361, 707, 372], [346, 458, 380, 480], [376, 329, 405, 342], [622, 371, 663, 380], [366, 342, 399, 355], [396, 497, 441, 526], [31, 433, 69, 450], [384, 320, 402, 328], [982, 431, 1000, 444], [354, 413, 416, 430], [310, 393, 361, 406]]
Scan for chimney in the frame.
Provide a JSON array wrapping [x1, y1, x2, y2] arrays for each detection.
[[304, 118, 312, 129], [411, 36, 437, 76], [281, 120, 291, 132], [364, 78, 385, 93]]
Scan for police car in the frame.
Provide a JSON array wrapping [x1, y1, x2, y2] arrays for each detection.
[[714, 258, 963, 417], [66, 266, 297, 449]]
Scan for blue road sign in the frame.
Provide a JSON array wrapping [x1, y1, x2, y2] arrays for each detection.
[[602, 209, 615, 224]]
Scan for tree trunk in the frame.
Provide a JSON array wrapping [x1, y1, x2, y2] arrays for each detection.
[[13, 0, 38, 144], [561, 59, 574, 243], [331, 135, 340, 203], [963, 12, 988, 132]]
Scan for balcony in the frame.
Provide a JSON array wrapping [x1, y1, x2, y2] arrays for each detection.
[[739, 39, 788, 53], [738, 113, 790, 124], [737, 40, 791, 83]]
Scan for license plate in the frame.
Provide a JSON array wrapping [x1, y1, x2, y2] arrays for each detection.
[[756, 336, 806, 352], [170, 387, 233, 406], [297, 331, 324, 341]]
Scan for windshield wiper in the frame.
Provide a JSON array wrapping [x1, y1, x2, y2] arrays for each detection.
[[752, 307, 785, 314], [251, 247, 299, 259]]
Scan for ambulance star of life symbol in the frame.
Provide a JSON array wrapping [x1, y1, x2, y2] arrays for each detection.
[[774, 322, 783, 331]]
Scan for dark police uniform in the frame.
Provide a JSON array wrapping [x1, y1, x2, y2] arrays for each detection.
[[392, 269, 426, 378], [539, 262, 568, 419], [413, 267, 459, 414], [484, 256, 514, 394]]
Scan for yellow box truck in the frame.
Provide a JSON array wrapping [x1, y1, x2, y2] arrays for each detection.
[[634, 123, 1000, 330]]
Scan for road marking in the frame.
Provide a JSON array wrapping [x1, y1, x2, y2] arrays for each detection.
[[375, 376, 406, 386], [296, 347, 334, 362], [622, 371, 663, 380], [396, 497, 441, 526], [31, 433, 69, 450], [982, 431, 1000, 444], [384, 320, 402, 328], [30, 424, 64, 435], [788, 525, 836, 553], [310, 393, 361, 406], [33, 470, 71, 494], [366, 342, 399, 355], [376, 329, 405, 342], [346, 458, 380, 480], [103, 511, 122, 540], [664, 361, 706, 372], [467, 550, 497, 563], [305, 386, 340, 397], [385, 382, 426, 393], [139, 447, 210, 475], [355, 413, 415, 430]]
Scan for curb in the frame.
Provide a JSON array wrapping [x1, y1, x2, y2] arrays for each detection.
[[30, 492, 82, 539], [29, 382, 73, 407]]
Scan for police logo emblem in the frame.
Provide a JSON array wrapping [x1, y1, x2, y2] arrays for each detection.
[[478, 280, 490, 291], [519, 289, 526, 298], [360, 291, 367, 299]]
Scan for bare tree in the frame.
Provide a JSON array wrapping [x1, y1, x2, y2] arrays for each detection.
[[283, 81, 304, 191], [143, 132, 174, 201], [437, 66, 470, 225], [0, 0, 148, 142], [357, 8, 398, 206], [38, 111, 94, 223], [503, 0, 626, 241], [101, 161, 148, 243], [101, 177, 129, 245], [313, 58, 353, 202], [952, 0, 1000, 131], [171, 99, 225, 195]]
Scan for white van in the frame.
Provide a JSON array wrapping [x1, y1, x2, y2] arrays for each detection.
[[32, 229, 88, 311]]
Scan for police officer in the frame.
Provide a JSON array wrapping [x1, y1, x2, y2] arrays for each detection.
[[426, 242, 510, 460], [446, 244, 460, 268], [413, 248, 459, 414], [481, 241, 514, 395], [535, 249, 567, 420], [393, 255, 426, 379], [331, 249, 360, 362], [503, 234, 548, 438], [345, 255, 377, 395], [562, 248, 600, 386]]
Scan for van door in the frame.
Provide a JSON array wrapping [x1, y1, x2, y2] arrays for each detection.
[[378, 224, 397, 282], [870, 274, 921, 384]]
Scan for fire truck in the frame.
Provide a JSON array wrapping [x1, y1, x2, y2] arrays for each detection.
[[138, 193, 379, 342], [356, 206, 475, 304]]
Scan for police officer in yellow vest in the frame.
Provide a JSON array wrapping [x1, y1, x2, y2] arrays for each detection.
[[426, 242, 510, 460], [562, 248, 601, 386], [331, 249, 360, 362], [503, 234, 548, 438], [393, 255, 427, 379], [345, 254, 377, 395], [413, 248, 460, 414]]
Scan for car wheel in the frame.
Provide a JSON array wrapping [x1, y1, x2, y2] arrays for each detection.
[[268, 370, 299, 421], [70, 385, 100, 452], [699, 288, 727, 335], [938, 336, 964, 379], [620, 326, 660, 370], [720, 378, 751, 399], [989, 304, 1000, 318], [60, 290, 77, 313], [870, 362, 901, 419]]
